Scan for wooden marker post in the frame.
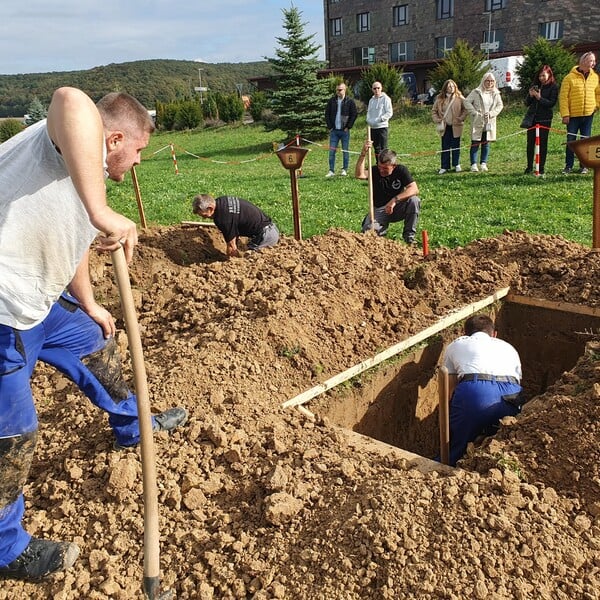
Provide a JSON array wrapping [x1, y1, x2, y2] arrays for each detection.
[[568, 134, 600, 248], [366, 126, 375, 231]]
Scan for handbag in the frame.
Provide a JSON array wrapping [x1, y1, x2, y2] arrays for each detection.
[[435, 98, 454, 136], [520, 111, 535, 129]]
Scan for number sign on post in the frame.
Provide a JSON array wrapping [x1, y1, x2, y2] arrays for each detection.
[[276, 145, 309, 241]]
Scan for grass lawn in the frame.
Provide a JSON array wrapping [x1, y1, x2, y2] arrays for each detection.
[[107, 104, 600, 248]]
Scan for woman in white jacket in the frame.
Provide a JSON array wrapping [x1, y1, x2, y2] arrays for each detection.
[[464, 72, 503, 172], [366, 81, 393, 159]]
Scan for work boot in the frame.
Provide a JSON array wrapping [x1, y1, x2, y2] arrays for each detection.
[[0, 538, 79, 581], [153, 407, 188, 432], [114, 407, 188, 450]]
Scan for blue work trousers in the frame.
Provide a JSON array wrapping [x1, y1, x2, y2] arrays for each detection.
[[0, 295, 148, 567], [448, 379, 521, 466]]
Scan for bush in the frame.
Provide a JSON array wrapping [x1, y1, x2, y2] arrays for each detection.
[[249, 91, 268, 122], [357, 62, 403, 104], [0, 118, 24, 142], [174, 100, 203, 130], [517, 37, 576, 92], [428, 39, 487, 96]]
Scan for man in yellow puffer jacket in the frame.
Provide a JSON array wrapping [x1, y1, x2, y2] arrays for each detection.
[[559, 51, 600, 174]]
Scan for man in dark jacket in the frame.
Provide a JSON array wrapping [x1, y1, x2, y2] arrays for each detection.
[[192, 194, 279, 257], [325, 82, 357, 178]]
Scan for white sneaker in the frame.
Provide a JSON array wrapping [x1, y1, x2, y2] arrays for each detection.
[[455, 165, 462, 172], [341, 169, 347, 177], [438, 168, 447, 175], [480, 163, 488, 172], [470, 163, 479, 172], [326, 171, 335, 178]]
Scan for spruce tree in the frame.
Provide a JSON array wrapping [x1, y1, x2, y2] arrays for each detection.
[[267, 7, 329, 140], [25, 97, 47, 125], [516, 37, 575, 91], [428, 39, 487, 95]]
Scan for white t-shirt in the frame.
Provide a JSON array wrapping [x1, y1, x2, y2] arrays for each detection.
[[0, 120, 98, 329], [443, 331, 522, 381]]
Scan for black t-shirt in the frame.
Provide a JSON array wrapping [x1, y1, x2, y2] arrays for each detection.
[[213, 196, 271, 242], [370, 164, 415, 208]]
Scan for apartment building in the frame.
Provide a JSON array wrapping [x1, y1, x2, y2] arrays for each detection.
[[323, 0, 599, 92]]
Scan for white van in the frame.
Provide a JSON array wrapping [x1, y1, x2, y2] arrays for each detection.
[[484, 56, 524, 90]]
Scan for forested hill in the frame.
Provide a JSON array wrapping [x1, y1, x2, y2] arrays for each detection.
[[0, 59, 275, 117]]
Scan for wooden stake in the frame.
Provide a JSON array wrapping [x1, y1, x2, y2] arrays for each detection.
[[438, 365, 450, 465], [130, 166, 147, 229], [282, 287, 510, 409], [366, 126, 375, 231]]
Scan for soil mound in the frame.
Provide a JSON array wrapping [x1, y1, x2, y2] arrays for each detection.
[[3, 227, 599, 600]]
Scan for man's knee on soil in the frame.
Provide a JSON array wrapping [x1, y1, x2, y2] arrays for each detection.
[[81, 337, 129, 401], [0, 432, 37, 508]]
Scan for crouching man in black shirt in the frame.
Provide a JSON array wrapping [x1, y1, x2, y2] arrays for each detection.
[[192, 194, 280, 257]]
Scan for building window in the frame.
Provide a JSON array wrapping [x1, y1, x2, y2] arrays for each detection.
[[330, 18, 343, 37], [389, 41, 415, 62], [485, 0, 507, 9], [436, 0, 454, 19], [393, 5, 408, 26], [357, 12, 370, 32], [353, 47, 375, 66], [435, 36, 454, 58], [483, 29, 504, 51], [539, 20, 563, 40]]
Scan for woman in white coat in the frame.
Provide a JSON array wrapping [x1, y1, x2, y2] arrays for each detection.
[[464, 72, 503, 172]]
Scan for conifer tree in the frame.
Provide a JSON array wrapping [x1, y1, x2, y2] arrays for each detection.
[[25, 97, 47, 125], [428, 39, 487, 95], [267, 6, 329, 140], [516, 37, 575, 91]]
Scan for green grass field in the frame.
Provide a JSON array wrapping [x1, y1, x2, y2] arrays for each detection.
[[107, 104, 600, 248]]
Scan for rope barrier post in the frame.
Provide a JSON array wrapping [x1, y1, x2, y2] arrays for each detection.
[[169, 143, 179, 175], [366, 126, 375, 232], [534, 125, 540, 177]]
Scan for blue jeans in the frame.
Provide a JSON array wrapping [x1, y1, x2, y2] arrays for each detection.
[[441, 125, 461, 170], [470, 132, 490, 165], [329, 129, 350, 171], [565, 115, 594, 169]]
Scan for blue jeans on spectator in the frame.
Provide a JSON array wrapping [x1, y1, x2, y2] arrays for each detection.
[[565, 115, 594, 169], [329, 129, 350, 172], [470, 132, 490, 165], [441, 125, 461, 170]]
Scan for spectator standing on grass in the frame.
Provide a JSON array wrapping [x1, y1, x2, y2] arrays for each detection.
[[442, 315, 524, 466], [325, 82, 357, 178], [366, 81, 393, 159], [464, 72, 503, 172], [432, 79, 467, 174], [559, 52, 600, 174], [354, 141, 420, 244], [192, 194, 279, 257], [0, 87, 187, 582], [523, 65, 559, 176]]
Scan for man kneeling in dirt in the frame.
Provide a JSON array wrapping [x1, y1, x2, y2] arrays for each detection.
[[442, 315, 524, 466], [354, 141, 421, 244], [192, 194, 279, 258]]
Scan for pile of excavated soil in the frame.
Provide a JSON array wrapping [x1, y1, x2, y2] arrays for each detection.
[[2, 227, 599, 600]]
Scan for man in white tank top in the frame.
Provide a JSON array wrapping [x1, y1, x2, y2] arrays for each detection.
[[0, 88, 187, 581]]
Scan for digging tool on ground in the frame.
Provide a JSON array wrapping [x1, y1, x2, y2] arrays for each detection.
[[111, 245, 173, 600], [438, 365, 450, 465]]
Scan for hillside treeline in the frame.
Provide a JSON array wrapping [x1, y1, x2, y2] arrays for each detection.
[[0, 59, 274, 117]]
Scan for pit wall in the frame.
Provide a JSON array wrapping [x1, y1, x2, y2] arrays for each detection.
[[312, 301, 600, 458]]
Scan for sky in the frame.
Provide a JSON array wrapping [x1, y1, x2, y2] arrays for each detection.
[[1, 1, 326, 75]]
